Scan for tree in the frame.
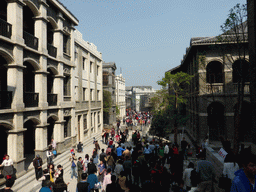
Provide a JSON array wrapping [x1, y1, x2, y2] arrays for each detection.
[[150, 71, 193, 141], [103, 90, 112, 124], [218, 3, 247, 154], [116, 105, 120, 116]]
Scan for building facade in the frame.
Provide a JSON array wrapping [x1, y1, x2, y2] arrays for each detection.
[[74, 30, 103, 143], [167, 34, 251, 146], [0, 0, 103, 176], [125, 86, 155, 112], [115, 74, 126, 120], [103, 62, 117, 126]]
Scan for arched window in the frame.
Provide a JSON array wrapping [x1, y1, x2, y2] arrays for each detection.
[[232, 59, 249, 83], [207, 102, 225, 141], [206, 61, 223, 83]]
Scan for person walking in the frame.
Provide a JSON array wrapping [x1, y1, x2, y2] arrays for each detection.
[[114, 160, 124, 178], [87, 158, 97, 175], [77, 157, 84, 183], [116, 145, 125, 158], [76, 173, 89, 192], [230, 153, 256, 192], [0, 155, 14, 181], [105, 153, 115, 171], [105, 131, 109, 144], [33, 154, 43, 180], [183, 162, 194, 191], [102, 168, 112, 192], [0, 178, 15, 192], [69, 153, 78, 180], [98, 160, 106, 184], [87, 172, 99, 192], [99, 149, 107, 167], [92, 148, 98, 166], [196, 152, 215, 192], [46, 146, 54, 164]]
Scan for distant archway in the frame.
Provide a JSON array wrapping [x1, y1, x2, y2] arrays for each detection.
[[232, 59, 250, 83], [234, 101, 252, 142], [207, 102, 225, 141], [206, 61, 224, 83]]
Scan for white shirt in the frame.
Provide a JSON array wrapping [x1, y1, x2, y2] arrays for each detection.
[[46, 151, 53, 158], [51, 140, 57, 149], [164, 145, 169, 154], [223, 162, 239, 180], [183, 168, 194, 187], [1, 159, 13, 166]]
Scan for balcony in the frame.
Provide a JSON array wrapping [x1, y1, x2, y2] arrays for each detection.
[[0, 18, 12, 38], [205, 84, 224, 94], [47, 43, 57, 58], [23, 31, 38, 50], [0, 91, 12, 109], [47, 93, 57, 106], [24, 92, 39, 108], [233, 83, 250, 94]]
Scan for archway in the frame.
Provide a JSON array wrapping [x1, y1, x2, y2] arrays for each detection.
[[24, 120, 36, 170], [0, 125, 8, 160], [207, 102, 225, 141], [206, 61, 224, 83], [232, 59, 250, 83], [234, 101, 252, 142]]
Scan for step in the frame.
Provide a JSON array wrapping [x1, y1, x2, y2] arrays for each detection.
[[11, 133, 102, 191]]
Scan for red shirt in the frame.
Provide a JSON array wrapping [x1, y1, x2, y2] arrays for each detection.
[[109, 140, 113, 146]]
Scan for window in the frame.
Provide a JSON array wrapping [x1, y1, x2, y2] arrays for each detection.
[[90, 89, 93, 101], [64, 116, 71, 138], [97, 66, 99, 76], [64, 75, 71, 96], [75, 86, 78, 101], [90, 62, 93, 73], [97, 90, 100, 101], [91, 113, 93, 127], [206, 61, 223, 83], [83, 57, 86, 70], [103, 71, 109, 85], [63, 34, 70, 55], [83, 88, 86, 101], [84, 116, 87, 130], [98, 112, 100, 124]]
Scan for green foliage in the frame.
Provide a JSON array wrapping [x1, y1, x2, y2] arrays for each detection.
[[150, 71, 193, 136], [103, 90, 112, 113], [116, 105, 120, 116]]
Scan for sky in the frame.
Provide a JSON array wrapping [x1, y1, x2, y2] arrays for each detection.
[[59, 0, 247, 89]]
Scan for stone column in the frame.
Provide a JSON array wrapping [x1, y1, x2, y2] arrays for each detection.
[[7, 1, 25, 109], [8, 113, 26, 175], [54, 109, 65, 153]]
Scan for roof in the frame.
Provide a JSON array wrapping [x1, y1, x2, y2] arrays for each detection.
[[103, 62, 117, 70]]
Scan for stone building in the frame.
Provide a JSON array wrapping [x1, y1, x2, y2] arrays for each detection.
[[0, 0, 103, 176], [74, 30, 103, 143], [103, 62, 117, 126], [125, 86, 155, 112], [115, 74, 126, 120], [167, 33, 251, 146]]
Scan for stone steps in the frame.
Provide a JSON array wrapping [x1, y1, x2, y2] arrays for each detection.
[[11, 132, 102, 192]]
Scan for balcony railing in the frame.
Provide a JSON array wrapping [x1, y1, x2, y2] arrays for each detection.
[[206, 84, 224, 94], [0, 18, 12, 38], [23, 31, 38, 50], [47, 43, 57, 58], [47, 93, 57, 106], [233, 83, 250, 94], [0, 91, 12, 109], [24, 92, 39, 108]]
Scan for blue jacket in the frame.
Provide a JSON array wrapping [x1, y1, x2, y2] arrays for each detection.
[[116, 147, 125, 157], [87, 173, 98, 190], [231, 169, 256, 192]]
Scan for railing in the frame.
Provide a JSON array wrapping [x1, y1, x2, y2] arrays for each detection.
[[47, 43, 57, 58], [0, 18, 12, 38], [233, 83, 250, 94], [205, 84, 224, 94], [24, 92, 39, 108], [23, 31, 38, 50], [47, 93, 57, 106], [0, 91, 12, 109]]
